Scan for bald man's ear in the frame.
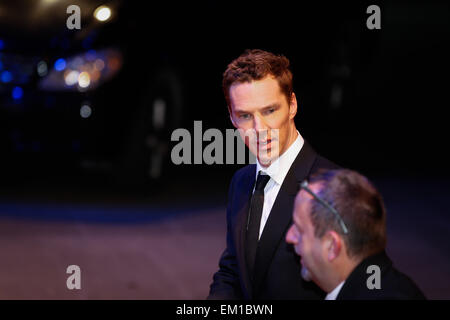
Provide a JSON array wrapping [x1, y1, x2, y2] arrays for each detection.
[[324, 231, 342, 262]]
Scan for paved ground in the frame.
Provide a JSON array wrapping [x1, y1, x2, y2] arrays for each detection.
[[0, 174, 449, 299], [0, 204, 226, 299]]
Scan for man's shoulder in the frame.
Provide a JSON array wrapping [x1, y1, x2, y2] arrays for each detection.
[[298, 140, 340, 176], [228, 141, 340, 184], [311, 154, 340, 172], [380, 264, 427, 299], [231, 164, 256, 183], [338, 251, 426, 300], [349, 266, 426, 300]]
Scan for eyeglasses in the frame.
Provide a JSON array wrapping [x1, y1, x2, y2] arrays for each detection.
[[300, 180, 349, 234]]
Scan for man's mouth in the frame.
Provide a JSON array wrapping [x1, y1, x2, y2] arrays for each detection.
[[258, 139, 272, 148]]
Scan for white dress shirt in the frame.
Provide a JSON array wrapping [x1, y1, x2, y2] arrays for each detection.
[[254, 131, 304, 239], [325, 281, 345, 300]]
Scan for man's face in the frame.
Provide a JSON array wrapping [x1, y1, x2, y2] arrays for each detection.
[[285, 184, 328, 289], [228, 75, 297, 166]]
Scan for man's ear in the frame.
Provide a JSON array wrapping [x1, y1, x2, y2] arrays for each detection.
[[289, 92, 298, 119], [324, 231, 342, 262]]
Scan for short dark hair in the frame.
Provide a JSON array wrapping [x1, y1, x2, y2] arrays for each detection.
[[222, 49, 293, 109], [308, 169, 387, 259]]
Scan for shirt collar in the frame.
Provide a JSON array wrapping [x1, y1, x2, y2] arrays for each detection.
[[256, 130, 304, 185], [325, 281, 345, 300]]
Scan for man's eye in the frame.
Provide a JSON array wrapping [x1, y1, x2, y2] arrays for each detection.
[[265, 108, 275, 115], [239, 114, 250, 119]]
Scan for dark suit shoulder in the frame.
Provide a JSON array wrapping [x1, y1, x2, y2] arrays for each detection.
[[299, 140, 340, 177], [338, 251, 426, 300], [310, 154, 340, 174], [231, 164, 256, 183], [232, 141, 338, 183], [385, 268, 426, 299]]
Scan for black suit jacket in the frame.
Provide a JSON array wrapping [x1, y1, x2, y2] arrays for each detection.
[[208, 140, 339, 300], [336, 251, 426, 300]]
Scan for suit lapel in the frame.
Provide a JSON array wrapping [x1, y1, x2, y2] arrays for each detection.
[[252, 141, 318, 295], [233, 165, 256, 298]]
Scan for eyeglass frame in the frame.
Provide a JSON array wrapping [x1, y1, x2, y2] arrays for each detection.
[[299, 180, 349, 235]]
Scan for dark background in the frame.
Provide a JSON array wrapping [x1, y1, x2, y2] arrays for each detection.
[[0, 0, 449, 299]]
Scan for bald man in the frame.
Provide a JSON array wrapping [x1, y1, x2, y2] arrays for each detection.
[[286, 169, 425, 300]]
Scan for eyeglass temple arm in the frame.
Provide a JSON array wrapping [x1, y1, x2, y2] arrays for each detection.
[[300, 181, 349, 234]]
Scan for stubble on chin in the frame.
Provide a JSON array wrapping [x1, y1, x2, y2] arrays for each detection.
[[301, 265, 312, 282]]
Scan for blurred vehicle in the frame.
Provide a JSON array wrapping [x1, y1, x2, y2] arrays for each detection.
[[0, 0, 185, 186]]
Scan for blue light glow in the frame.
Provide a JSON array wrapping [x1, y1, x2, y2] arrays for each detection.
[[82, 37, 94, 50], [0, 39, 4, 50], [12, 86, 23, 100], [86, 50, 97, 61], [54, 58, 66, 71], [1, 71, 12, 83]]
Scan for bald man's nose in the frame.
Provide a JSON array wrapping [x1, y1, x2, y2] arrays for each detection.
[[286, 225, 296, 244]]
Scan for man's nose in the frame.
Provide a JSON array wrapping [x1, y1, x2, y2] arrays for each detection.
[[253, 114, 268, 132]]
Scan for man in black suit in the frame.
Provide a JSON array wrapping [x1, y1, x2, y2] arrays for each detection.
[[286, 169, 426, 299], [208, 49, 338, 300]]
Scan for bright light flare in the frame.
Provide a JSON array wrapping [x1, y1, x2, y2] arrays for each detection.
[[94, 6, 111, 22], [64, 70, 80, 86], [80, 104, 92, 118], [78, 71, 91, 88]]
